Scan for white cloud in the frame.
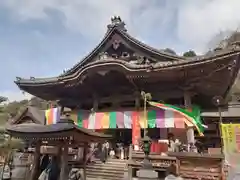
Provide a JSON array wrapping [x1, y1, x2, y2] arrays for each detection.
[[177, 0, 240, 52], [0, 91, 33, 102], [1, 0, 240, 53], [0, 0, 240, 102]]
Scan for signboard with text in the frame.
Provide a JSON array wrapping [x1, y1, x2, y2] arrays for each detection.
[[221, 124, 240, 167]]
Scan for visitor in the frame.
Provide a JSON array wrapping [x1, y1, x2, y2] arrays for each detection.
[[188, 142, 198, 153], [109, 148, 115, 158], [68, 167, 81, 180], [105, 141, 110, 157], [40, 154, 50, 174], [88, 143, 97, 163], [100, 142, 107, 163], [2, 164, 11, 180], [167, 133, 175, 152], [48, 156, 60, 180], [165, 164, 183, 180]]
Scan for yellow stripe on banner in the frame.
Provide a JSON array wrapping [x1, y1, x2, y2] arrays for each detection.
[[45, 109, 50, 125], [70, 111, 78, 124], [221, 124, 228, 155], [221, 123, 240, 168], [139, 111, 147, 128], [101, 112, 110, 129], [184, 118, 194, 127], [234, 124, 240, 152]]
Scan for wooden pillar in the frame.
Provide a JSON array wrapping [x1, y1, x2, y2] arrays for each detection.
[[30, 142, 41, 180], [82, 142, 88, 180], [59, 144, 69, 180], [184, 91, 195, 145], [128, 144, 133, 180], [93, 97, 98, 111]]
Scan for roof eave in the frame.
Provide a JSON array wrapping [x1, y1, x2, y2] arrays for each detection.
[[16, 50, 240, 87]]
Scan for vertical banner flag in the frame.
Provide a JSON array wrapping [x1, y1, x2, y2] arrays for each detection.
[[60, 109, 188, 129], [221, 124, 240, 168], [45, 107, 60, 125], [132, 112, 141, 148]]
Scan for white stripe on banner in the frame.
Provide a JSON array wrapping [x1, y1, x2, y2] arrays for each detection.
[[88, 113, 96, 129], [123, 111, 132, 129], [164, 110, 174, 128]]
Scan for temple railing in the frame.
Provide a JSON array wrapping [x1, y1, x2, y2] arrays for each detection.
[[128, 145, 226, 180]]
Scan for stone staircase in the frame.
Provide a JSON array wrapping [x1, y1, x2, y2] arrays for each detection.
[[86, 158, 127, 180]]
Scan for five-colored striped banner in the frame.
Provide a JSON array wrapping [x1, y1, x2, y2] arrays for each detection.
[[45, 107, 61, 125], [46, 109, 186, 129]]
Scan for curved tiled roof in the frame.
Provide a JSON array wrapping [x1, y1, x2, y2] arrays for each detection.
[[62, 25, 185, 77], [14, 17, 240, 87], [15, 49, 240, 86], [6, 120, 111, 140], [11, 106, 45, 125]]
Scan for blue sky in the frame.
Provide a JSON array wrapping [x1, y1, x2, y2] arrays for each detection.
[[0, 0, 240, 102]]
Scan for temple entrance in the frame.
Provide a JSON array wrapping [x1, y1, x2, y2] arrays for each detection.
[[96, 127, 187, 158], [97, 129, 132, 144], [96, 129, 132, 159]]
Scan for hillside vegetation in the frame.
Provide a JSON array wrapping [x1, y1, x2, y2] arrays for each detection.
[[0, 97, 50, 126]]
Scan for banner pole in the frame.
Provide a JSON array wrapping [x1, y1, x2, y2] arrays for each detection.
[[218, 106, 226, 180], [218, 106, 224, 154]]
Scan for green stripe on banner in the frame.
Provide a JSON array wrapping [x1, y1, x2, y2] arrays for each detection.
[[147, 110, 156, 128], [109, 112, 117, 128], [77, 111, 83, 127]]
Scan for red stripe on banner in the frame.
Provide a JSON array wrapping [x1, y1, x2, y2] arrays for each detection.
[[174, 112, 185, 128], [83, 119, 88, 128], [116, 111, 124, 128], [49, 108, 54, 125], [132, 111, 141, 146]]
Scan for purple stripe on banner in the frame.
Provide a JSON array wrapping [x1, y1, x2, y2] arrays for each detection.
[[156, 109, 165, 128], [53, 108, 60, 124], [56, 108, 61, 123], [116, 111, 124, 128]]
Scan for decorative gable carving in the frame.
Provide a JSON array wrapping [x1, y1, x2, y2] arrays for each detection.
[[93, 33, 156, 65]]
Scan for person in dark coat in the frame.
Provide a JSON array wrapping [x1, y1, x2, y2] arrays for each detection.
[[100, 142, 107, 163], [40, 155, 50, 173], [48, 156, 60, 180]]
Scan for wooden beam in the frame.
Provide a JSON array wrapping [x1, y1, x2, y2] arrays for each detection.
[[30, 141, 41, 180], [82, 143, 88, 180]]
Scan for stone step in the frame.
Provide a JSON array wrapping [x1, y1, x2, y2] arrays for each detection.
[[87, 165, 127, 171], [87, 163, 126, 169], [87, 175, 125, 180], [94, 159, 127, 164], [86, 171, 125, 179], [88, 162, 127, 168], [86, 158, 127, 179], [86, 168, 125, 175]]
